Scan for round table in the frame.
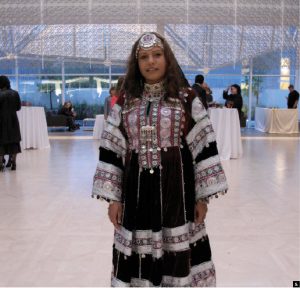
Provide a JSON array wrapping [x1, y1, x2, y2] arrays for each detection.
[[208, 108, 243, 160], [17, 106, 50, 150]]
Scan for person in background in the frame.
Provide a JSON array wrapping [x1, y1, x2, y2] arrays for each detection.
[[223, 84, 243, 122], [202, 82, 214, 106], [104, 86, 118, 120], [116, 76, 125, 97], [0, 75, 22, 171], [59, 101, 78, 132], [287, 84, 299, 109], [192, 74, 208, 109]]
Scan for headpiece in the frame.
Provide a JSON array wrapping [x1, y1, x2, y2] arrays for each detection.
[[135, 33, 164, 59]]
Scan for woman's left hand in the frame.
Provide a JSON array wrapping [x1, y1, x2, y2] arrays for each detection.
[[195, 201, 208, 224]]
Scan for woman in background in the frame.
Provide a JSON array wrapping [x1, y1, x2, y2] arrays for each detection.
[[104, 77, 124, 120], [223, 84, 243, 122], [0, 75, 22, 171], [59, 101, 78, 132], [104, 87, 118, 120]]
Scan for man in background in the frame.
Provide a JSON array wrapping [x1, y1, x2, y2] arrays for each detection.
[[192, 74, 208, 110], [287, 84, 299, 109]]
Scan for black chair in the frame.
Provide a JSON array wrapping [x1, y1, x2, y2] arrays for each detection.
[[46, 111, 68, 129]]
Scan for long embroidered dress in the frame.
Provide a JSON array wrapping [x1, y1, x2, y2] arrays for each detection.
[[92, 82, 228, 287]]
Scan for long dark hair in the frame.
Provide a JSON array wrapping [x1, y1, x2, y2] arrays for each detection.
[[123, 32, 187, 100], [231, 84, 241, 96], [0, 75, 11, 89]]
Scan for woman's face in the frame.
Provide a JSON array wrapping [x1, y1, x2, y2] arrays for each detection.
[[230, 86, 238, 95], [138, 46, 166, 84], [110, 89, 117, 97]]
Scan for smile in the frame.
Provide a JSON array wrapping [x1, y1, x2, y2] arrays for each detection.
[[146, 68, 158, 72]]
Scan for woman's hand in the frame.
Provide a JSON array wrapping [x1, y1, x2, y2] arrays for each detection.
[[108, 202, 123, 229], [195, 201, 208, 224]]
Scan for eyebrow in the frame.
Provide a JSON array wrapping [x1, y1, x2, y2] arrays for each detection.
[[139, 49, 163, 56]]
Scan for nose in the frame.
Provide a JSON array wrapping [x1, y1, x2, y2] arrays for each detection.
[[147, 55, 155, 64]]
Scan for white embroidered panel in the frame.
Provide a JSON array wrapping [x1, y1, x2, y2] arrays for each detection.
[[111, 277, 130, 287], [191, 96, 207, 122], [113, 222, 208, 258], [92, 161, 123, 202], [100, 122, 127, 157], [186, 116, 216, 160], [191, 260, 216, 287], [107, 103, 122, 127], [194, 155, 228, 201]]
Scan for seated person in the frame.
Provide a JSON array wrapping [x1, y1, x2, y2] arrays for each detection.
[[287, 84, 299, 109], [59, 101, 79, 132]]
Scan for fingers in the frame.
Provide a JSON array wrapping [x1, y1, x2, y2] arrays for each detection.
[[194, 205, 207, 224], [108, 203, 123, 230], [195, 214, 205, 224], [117, 207, 122, 225], [109, 210, 119, 230]]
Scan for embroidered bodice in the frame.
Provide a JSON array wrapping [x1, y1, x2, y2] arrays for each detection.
[[122, 82, 185, 173]]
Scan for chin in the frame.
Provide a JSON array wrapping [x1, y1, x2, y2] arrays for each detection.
[[146, 75, 164, 83]]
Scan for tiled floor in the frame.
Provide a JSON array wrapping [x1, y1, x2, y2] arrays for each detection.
[[0, 136, 299, 287]]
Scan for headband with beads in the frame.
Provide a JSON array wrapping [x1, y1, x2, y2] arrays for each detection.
[[135, 33, 164, 59]]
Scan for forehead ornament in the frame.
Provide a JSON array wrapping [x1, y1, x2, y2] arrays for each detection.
[[135, 33, 164, 59]]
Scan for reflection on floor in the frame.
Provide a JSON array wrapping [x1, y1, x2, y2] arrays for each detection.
[[0, 137, 299, 286]]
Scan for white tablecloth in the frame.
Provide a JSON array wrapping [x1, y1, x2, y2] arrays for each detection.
[[93, 114, 105, 139], [255, 107, 299, 133], [208, 108, 243, 160], [17, 107, 50, 150]]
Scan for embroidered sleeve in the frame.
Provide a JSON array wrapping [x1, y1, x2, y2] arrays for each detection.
[[92, 103, 127, 203], [185, 95, 228, 203]]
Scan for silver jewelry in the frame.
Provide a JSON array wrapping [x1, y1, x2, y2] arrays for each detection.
[[136, 33, 164, 59]]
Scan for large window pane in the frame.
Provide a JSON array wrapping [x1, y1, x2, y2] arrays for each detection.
[[65, 75, 107, 119], [19, 76, 63, 110], [0, 59, 15, 75], [249, 75, 297, 120]]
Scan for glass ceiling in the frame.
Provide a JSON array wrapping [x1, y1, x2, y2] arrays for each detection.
[[0, 0, 299, 73]]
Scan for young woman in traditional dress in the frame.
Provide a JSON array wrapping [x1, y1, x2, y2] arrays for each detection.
[[92, 32, 228, 287]]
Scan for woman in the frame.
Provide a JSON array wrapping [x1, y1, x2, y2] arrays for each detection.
[[104, 87, 118, 120], [59, 101, 78, 131], [0, 75, 22, 171], [104, 77, 125, 120], [92, 32, 228, 287], [223, 84, 243, 122]]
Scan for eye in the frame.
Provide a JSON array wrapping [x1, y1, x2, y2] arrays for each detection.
[[154, 52, 162, 57], [139, 54, 147, 60]]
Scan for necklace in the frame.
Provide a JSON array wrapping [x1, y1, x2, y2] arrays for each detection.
[[142, 81, 166, 102]]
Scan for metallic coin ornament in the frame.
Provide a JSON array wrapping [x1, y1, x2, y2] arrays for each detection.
[[136, 33, 164, 58]]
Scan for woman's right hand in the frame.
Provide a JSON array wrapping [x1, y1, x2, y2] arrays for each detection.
[[108, 202, 123, 230]]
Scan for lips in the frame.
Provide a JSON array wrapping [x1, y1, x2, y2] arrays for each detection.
[[146, 68, 158, 72]]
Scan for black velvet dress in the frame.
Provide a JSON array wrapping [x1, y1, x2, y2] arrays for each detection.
[[92, 82, 228, 287], [0, 89, 22, 155]]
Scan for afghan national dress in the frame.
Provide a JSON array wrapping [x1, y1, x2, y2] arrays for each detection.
[[92, 82, 228, 287]]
